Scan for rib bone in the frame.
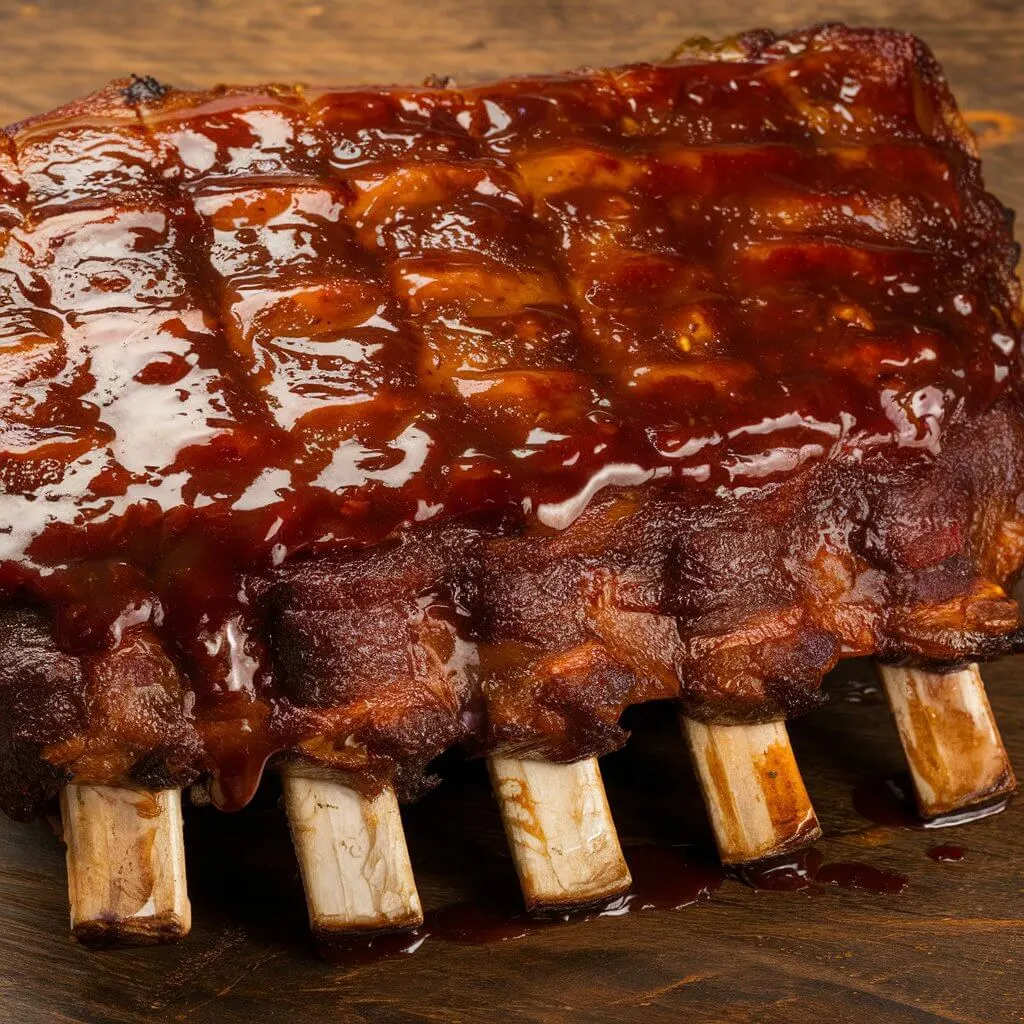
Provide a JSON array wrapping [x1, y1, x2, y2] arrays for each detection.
[[683, 718, 821, 863], [488, 755, 631, 910], [281, 768, 423, 938], [878, 663, 1017, 817], [60, 784, 190, 945]]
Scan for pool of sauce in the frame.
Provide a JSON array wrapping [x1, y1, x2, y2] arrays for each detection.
[[730, 846, 908, 895], [853, 774, 1009, 830], [927, 843, 967, 862], [321, 840, 909, 964], [320, 843, 723, 963]]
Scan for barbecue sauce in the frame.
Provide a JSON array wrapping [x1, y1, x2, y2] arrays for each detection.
[[730, 847, 908, 895], [0, 24, 1021, 808], [319, 843, 723, 962], [853, 774, 1009, 830], [319, 841, 910, 964], [927, 844, 966, 862]]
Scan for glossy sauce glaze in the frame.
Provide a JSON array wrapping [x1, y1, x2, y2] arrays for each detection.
[[0, 23, 1022, 810]]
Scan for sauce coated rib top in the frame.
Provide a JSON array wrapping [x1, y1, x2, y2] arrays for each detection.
[[0, 24, 1023, 816]]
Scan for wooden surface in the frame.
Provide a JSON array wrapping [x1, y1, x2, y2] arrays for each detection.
[[0, 0, 1023, 1021]]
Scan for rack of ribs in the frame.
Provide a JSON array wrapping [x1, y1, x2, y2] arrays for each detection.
[[0, 21, 1021, 945]]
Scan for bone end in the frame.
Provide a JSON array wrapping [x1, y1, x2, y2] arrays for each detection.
[[683, 718, 821, 864], [879, 663, 1017, 818], [281, 770, 423, 939], [488, 756, 632, 911], [60, 784, 190, 946]]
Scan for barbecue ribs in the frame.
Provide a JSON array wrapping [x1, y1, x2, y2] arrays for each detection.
[[0, 23, 1021, 821]]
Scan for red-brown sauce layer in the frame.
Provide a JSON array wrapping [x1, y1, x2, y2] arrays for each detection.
[[0, 23, 1021, 811]]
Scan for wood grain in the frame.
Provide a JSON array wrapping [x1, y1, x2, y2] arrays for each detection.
[[6, 658, 1024, 1023], [0, 0, 1022, 1021]]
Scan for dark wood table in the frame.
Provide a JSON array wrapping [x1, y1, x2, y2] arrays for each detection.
[[0, 1, 1022, 1021]]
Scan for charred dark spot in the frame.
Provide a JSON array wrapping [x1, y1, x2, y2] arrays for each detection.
[[130, 750, 185, 790], [121, 74, 170, 104], [422, 74, 457, 89]]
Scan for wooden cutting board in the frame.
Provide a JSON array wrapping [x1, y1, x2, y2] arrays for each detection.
[[0, 1, 1022, 1020]]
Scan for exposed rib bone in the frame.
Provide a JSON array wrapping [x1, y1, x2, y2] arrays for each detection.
[[281, 768, 422, 938], [878, 663, 1017, 818], [683, 718, 821, 864], [60, 784, 190, 946], [488, 755, 631, 910]]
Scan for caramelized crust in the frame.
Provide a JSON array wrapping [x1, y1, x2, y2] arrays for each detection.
[[0, 24, 1022, 816]]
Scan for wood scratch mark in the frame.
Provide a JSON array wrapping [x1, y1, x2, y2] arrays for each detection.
[[176, 952, 280, 1020], [877, 916, 1024, 933], [609, 971, 715, 1006], [150, 927, 249, 1011]]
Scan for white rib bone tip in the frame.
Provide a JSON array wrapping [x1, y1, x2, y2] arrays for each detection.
[[683, 718, 821, 864], [878, 662, 1017, 818], [488, 755, 632, 910], [281, 769, 423, 939], [61, 784, 190, 946]]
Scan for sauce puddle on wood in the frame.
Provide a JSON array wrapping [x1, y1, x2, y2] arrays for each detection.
[[321, 842, 907, 964], [853, 773, 1007, 830], [320, 844, 722, 964], [927, 844, 967, 863], [729, 847, 908, 895]]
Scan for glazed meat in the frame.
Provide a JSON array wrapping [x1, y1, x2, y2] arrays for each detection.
[[0, 23, 1022, 819]]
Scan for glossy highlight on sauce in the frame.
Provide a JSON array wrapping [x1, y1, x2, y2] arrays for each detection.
[[853, 774, 1009, 830], [927, 843, 966, 862], [320, 841, 913, 964], [729, 846, 908, 895], [1, 27, 1018, 603]]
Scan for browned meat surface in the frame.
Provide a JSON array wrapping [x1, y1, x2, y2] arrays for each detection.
[[0, 23, 1022, 818]]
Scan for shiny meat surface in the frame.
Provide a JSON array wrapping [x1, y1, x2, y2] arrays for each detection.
[[0, 23, 1022, 817]]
